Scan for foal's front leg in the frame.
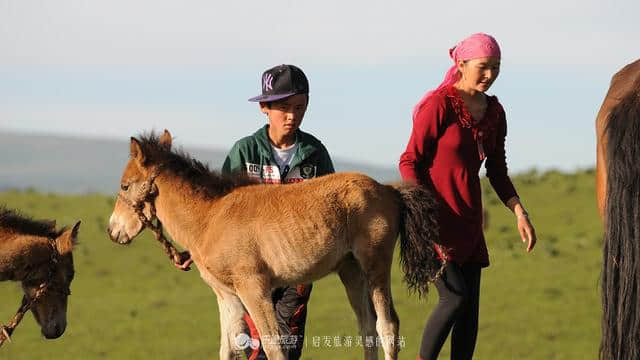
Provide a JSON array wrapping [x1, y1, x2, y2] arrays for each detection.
[[216, 293, 247, 360], [235, 278, 285, 360]]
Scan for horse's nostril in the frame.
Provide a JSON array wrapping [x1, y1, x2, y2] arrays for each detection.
[[43, 325, 62, 339], [108, 229, 120, 242], [50, 323, 65, 338]]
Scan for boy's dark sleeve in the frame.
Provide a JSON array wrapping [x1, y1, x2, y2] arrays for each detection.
[[319, 144, 335, 175], [222, 142, 245, 175]]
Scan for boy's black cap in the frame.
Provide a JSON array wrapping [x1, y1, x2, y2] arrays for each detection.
[[248, 64, 309, 102]]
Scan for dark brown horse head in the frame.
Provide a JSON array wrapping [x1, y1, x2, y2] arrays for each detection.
[[23, 221, 79, 339], [107, 130, 172, 245]]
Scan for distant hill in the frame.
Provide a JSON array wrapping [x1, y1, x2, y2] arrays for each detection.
[[0, 131, 400, 194]]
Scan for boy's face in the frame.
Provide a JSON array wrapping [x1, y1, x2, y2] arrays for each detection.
[[260, 94, 308, 139]]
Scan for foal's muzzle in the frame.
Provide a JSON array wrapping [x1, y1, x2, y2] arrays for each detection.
[[42, 321, 66, 339], [107, 226, 132, 245]]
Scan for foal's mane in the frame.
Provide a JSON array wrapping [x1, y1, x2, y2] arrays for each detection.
[[0, 207, 62, 239], [137, 132, 257, 198]]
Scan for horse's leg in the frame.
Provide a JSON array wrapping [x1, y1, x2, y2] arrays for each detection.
[[368, 274, 399, 360], [235, 278, 285, 360], [355, 240, 400, 360], [216, 292, 247, 360], [338, 255, 379, 360], [216, 295, 232, 359]]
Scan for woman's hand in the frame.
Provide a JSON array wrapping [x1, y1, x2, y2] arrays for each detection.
[[506, 196, 537, 252], [517, 214, 536, 252]]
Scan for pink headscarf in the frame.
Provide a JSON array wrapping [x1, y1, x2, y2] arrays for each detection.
[[413, 33, 501, 119]]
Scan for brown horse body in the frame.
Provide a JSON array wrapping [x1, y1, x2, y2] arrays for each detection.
[[0, 207, 79, 341], [596, 59, 640, 360], [108, 131, 442, 360]]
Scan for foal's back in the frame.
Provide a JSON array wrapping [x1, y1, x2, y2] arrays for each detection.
[[218, 172, 398, 230]]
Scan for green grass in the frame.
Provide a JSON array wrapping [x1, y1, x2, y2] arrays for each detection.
[[0, 169, 603, 359]]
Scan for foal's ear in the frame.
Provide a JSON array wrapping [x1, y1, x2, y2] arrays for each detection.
[[159, 129, 172, 151], [130, 137, 146, 164], [70, 221, 81, 243], [56, 221, 81, 254]]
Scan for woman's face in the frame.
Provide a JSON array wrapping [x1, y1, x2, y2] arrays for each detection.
[[457, 56, 501, 93]]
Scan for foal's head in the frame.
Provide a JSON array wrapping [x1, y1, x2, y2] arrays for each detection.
[[25, 221, 79, 339], [107, 130, 172, 245]]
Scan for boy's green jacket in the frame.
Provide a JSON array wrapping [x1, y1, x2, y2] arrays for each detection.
[[222, 125, 335, 183]]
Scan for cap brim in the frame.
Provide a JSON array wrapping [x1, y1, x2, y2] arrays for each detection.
[[248, 92, 297, 102]]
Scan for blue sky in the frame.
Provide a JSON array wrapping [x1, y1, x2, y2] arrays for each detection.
[[1, 0, 638, 172]]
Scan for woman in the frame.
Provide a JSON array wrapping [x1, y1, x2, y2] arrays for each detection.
[[399, 33, 537, 360]]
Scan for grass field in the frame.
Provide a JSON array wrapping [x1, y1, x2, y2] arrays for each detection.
[[0, 169, 602, 359]]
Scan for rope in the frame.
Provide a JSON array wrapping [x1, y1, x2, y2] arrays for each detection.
[[121, 170, 192, 271]]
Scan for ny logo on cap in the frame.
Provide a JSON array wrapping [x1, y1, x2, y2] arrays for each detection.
[[263, 73, 273, 92]]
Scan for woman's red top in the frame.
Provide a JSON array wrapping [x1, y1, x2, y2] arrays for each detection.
[[399, 85, 518, 267]]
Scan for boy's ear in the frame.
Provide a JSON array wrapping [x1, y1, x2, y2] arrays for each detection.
[[259, 102, 270, 115], [159, 130, 172, 150]]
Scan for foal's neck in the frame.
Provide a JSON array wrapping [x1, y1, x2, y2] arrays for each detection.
[[153, 175, 215, 252], [0, 233, 52, 282]]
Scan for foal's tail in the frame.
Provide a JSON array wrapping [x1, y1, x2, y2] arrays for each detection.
[[601, 83, 640, 360], [392, 182, 444, 298]]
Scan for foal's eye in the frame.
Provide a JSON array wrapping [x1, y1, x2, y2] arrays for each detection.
[[121, 184, 129, 191]]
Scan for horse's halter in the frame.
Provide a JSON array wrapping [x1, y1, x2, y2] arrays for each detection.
[[117, 168, 192, 271], [0, 237, 68, 347]]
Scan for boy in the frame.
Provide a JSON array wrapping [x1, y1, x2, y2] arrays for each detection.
[[222, 64, 334, 359]]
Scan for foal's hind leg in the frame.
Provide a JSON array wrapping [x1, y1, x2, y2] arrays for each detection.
[[338, 255, 379, 360], [368, 279, 399, 360], [355, 241, 400, 360], [235, 277, 285, 360]]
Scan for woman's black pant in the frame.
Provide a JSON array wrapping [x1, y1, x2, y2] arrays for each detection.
[[419, 262, 482, 360]]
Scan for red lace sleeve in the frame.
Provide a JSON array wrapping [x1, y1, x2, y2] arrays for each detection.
[[485, 100, 518, 204], [399, 93, 448, 185]]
